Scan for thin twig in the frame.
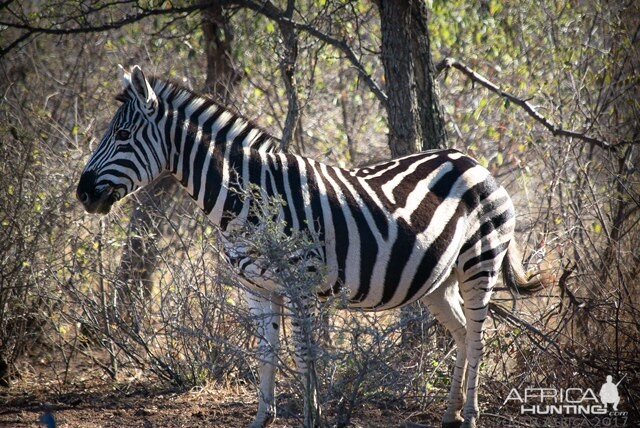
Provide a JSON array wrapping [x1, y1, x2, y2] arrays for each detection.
[[436, 57, 639, 152], [0, 3, 212, 57], [227, 0, 388, 107], [489, 302, 569, 359]]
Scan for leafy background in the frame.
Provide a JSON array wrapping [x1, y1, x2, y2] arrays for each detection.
[[1, 0, 638, 426]]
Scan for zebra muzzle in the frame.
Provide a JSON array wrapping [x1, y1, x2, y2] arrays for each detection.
[[76, 171, 117, 215]]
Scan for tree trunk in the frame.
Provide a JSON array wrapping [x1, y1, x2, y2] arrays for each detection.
[[378, 0, 446, 154], [378, 0, 446, 346], [202, 2, 240, 102], [408, 0, 447, 150], [278, 0, 300, 152]]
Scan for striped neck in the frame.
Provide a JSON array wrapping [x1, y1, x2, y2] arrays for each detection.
[[151, 78, 279, 166], [150, 78, 280, 225]]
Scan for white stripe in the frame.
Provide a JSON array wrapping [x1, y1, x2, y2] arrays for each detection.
[[393, 162, 453, 224], [209, 138, 233, 224], [186, 127, 202, 195], [307, 160, 338, 290], [381, 154, 439, 203]]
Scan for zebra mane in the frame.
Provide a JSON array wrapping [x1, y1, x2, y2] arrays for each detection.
[[117, 76, 282, 154]]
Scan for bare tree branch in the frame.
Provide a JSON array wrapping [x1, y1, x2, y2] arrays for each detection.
[[291, 18, 388, 107], [2, 0, 388, 108], [277, 0, 300, 151], [436, 57, 639, 152], [226, 0, 388, 107], [0, 2, 212, 57], [489, 302, 567, 358]]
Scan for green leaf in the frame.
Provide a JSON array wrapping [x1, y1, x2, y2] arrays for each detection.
[[593, 222, 603, 234], [265, 21, 276, 34]]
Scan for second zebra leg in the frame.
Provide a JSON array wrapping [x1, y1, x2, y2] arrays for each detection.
[[422, 275, 468, 428], [458, 274, 497, 428], [285, 292, 322, 427]]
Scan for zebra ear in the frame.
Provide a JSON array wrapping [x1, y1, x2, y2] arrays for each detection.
[[118, 64, 131, 89], [130, 65, 157, 111]]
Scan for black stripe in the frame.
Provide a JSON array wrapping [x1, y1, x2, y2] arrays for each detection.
[[100, 168, 135, 188], [459, 209, 513, 255], [106, 159, 142, 182], [251, 133, 268, 150], [191, 143, 208, 201], [304, 160, 327, 262], [461, 178, 499, 212], [214, 116, 237, 146], [264, 169, 275, 200], [466, 271, 496, 282], [317, 167, 348, 297], [117, 145, 147, 179], [220, 155, 243, 230], [146, 122, 164, 168], [379, 218, 416, 306], [233, 125, 253, 149], [180, 102, 210, 187], [342, 173, 389, 241], [328, 172, 379, 303], [202, 106, 225, 146], [390, 154, 449, 208], [267, 155, 294, 235], [171, 96, 190, 174], [408, 166, 463, 232], [192, 106, 224, 199], [243, 153, 265, 226], [401, 204, 466, 305], [163, 97, 175, 171], [202, 151, 224, 214], [463, 240, 510, 272]]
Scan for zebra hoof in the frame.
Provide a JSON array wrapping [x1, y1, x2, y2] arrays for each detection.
[[460, 420, 476, 428], [442, 419, 463, 428], [248, 412, 274, 428]]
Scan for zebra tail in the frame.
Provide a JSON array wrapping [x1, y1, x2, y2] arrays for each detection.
[[501, 240, 545, 294]]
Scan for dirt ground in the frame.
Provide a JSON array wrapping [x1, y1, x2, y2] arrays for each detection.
[[0, 359, 440, 427], [0, 385, 440, 428]]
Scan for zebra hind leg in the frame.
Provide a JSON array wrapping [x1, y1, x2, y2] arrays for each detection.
[[246, 291, 283, 428], [458, 272, 498, 428], [422, 274, 467, 428]]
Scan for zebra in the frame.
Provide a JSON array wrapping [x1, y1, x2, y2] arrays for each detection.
[[76, 65, 542, 428]]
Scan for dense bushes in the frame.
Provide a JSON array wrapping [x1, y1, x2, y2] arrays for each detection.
[[1, 0, 638, 423]]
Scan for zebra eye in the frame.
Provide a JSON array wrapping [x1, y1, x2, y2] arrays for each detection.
[[115, 129, 130, 141]]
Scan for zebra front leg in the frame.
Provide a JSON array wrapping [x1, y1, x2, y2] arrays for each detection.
[[286, 293, 321, 427], [247, 291, 283, 428], [422, 275, 467, 428]]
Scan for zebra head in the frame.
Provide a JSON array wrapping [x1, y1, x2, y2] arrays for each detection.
[[77, 65, 165, 214]]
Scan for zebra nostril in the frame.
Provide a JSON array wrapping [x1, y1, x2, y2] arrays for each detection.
[[79, 192, 90, 204]]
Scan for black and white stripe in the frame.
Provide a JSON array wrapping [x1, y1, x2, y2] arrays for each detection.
[[77, 66, 540, 428]]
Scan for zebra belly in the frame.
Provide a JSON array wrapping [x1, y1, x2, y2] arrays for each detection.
[[226, 232, 462, 311]]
